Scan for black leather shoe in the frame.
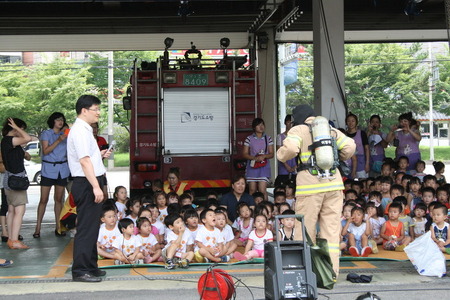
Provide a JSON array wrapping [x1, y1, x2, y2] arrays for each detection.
[[73, 274, 102, 283], [92, 269, 106, 277]]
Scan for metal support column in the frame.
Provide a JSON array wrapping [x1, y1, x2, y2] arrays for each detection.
[[313, 0, 346, 128]]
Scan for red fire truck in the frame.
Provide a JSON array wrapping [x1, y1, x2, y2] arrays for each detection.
[[123, 40, 260, 196]]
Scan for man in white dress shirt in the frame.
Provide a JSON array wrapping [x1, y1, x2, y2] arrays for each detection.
[[67, 95, 111, 282]]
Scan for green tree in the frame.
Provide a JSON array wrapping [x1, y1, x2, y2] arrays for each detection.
[[285, 43, 430, 127], [0, 58, 93, 136], [86, 51, 162, 133], [345, 43, 428, 127]]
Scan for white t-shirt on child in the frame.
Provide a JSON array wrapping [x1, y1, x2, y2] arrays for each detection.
[[369, 217, 386, 238], [164, 229, 194, 258], [248, 229, 273, 251], [188, 224, 204, 242], [158, 207, 168, 223], [286, 198, 295, 208], [137, 233, 158, 252], [112, 235, 142, 257], [124, 215, 137, 226], [219, 224, 234, 243], [195, 226, 224, 253], [347, 223, 367, 241], [232, 217, 254, 239], [151, 219, 166, 235], [115, 201, 126, 219], [97, 225, 122, 253]]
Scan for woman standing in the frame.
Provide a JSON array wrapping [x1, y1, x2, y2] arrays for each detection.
[[163, 167, 190, 196], [219, 175, 255, 222], [367, 114, 388, 177], [34, 112, 70, 237], [386, 112, 421, 172], [242, 118, 274, 200], [275, 114, 297, 187], [346, 113, 370, 179], [1, 118, 31, 249]]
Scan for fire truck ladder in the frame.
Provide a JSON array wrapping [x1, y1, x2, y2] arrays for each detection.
[[232, 61, 258, 154], [133, 61, 159, 159]]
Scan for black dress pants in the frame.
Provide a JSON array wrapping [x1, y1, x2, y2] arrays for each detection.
[[71, 176, 104, 277]]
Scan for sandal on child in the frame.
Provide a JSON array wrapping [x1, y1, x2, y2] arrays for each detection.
[[0, 259, 13, 268], [1, 236, 8, 243]]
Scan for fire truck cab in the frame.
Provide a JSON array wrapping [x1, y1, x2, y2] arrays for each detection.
[[123, 38, 260, 196]]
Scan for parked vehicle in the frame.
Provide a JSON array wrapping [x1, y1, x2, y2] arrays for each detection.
[[24, 141, 40, 156], [24, 160, 41, 185], [123, 40, 259, 196]]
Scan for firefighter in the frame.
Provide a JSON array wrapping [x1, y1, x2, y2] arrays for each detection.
[[277, 104, 356, 276]]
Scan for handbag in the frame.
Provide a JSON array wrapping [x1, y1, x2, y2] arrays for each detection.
[[306, 231, 337, 290], [251, 156, 267, 168], [8, 175, 30, 191], [250, 135, 268, 169]]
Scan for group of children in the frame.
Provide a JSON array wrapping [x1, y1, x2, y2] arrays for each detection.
[[341, 158, 450, 257], [96, 184, 297, 269]]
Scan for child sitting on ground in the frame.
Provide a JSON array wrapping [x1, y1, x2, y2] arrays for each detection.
[[167, 192, 179, 204], [252, 192, 265, 205], [162, 213, 194, 269], [342, 206, 372, 257], [410, 202, 427, 241], [184, 208, 202, 242], [113, 185, 128, 220], [408, 177, 422, 212], [380, 202, 406, 251], [396, 156, 410, 175], [430, 203, 450, 254], [365, 201, 385, 252], [277, 209, 295, 241], [155, 191, 168, 223], [136, 217, 161, 263], [232, 203, 254, 247], [421, 186, 436, 210], [433, 161, 447, 186], [97, 205, 122, 260], [215, 209, 237, 257], [145, 204, 165, 247], [195, 209, 229, 263], [436, 186, 450, 209], [276, 202, 291, 216], [179, 193, 193, 207], [112, 218, 144, 265], [423, 175, 438, 190], [234, 214, 273, 261], [285, 183, 296, 208], [384, 184, 411, 216], [380, 176, 393, 211], [414, 160, 427, 182], [340, 201, 356, 251], [124, 196, 141, 225], [393, 196, 412, 249], [368, 191, 382, 208], [274, 191, 287, 204]]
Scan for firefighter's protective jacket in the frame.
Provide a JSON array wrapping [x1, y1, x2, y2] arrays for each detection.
[[277, 117, 356, 196]]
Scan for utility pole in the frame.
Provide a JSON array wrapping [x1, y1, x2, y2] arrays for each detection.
[[107, 51, 115, 169]]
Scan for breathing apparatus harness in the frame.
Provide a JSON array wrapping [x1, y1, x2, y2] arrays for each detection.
[[297, 116, 340, 179]]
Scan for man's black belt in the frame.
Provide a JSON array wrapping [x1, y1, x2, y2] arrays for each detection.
[[42, 160, 67, 165]]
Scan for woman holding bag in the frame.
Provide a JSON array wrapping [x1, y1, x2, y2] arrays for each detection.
[[1, 118, 31, 249], [242, 118, 274, 200]]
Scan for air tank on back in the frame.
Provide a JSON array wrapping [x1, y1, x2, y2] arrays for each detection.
[[311, 116, 334, 178]]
